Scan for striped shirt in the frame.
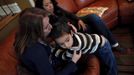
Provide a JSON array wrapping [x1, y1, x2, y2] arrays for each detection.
[[52, 32, 107, 60]]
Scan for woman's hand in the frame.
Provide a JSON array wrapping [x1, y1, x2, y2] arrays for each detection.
[[72, 50, 82, 63], [78, 20, 87, 31]]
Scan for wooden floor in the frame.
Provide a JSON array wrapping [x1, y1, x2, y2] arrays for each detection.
[[112, 25, 134, 75]]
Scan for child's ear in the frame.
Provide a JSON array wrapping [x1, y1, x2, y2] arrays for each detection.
[[70, 30, 74, 36]]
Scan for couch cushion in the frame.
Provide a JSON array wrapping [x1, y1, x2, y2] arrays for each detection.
[[57, 0, 79, 13], [87, 0, 118, 28], [76, 54, 100, 75], [118, 0, 134, 24], [74, 0, 96, 9]]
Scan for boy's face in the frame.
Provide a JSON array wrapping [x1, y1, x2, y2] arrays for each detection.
[[55, 33, 73, 49]]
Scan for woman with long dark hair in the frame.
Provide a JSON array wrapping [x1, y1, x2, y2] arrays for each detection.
[[14, 7, 81, 75]]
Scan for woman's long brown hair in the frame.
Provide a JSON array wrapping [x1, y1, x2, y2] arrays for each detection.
[[14, 7, 49, 55]]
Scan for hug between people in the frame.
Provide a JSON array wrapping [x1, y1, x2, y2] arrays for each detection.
[[13, 0, 125, 75]]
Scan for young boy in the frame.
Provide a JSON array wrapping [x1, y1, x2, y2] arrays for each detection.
[[50, 18, 118, 75]]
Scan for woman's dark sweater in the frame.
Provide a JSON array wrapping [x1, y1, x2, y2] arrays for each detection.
[[20, 42, 77, 75]]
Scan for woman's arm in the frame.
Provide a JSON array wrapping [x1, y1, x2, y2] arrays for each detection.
[[22, 43, 77, 75], [52, 46, 82, 62], [33, 49, 77, 75]]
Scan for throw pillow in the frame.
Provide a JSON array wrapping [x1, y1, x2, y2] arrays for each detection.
[[76, 7, 108, 17]]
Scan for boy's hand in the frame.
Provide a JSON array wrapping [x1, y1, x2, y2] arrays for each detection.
[[72, 50, 82, 63], [67, 22, 77, 33]]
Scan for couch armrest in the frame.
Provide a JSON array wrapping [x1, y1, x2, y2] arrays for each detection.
[[83, 55, 100, 75], [74, 54, 100, 75]]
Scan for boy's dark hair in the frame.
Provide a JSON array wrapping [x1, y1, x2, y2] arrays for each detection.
[[50, 17, 71, 39]]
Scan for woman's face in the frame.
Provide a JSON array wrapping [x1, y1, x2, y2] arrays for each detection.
[[43, 0, 54, 13], [43, 17, 53, 37]]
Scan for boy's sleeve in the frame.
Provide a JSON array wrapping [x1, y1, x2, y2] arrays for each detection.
[[52, 47, 73, 60]]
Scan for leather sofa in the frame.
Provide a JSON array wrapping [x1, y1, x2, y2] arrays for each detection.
[[0, 0, 134, 75], [56, 0, 134, 29]]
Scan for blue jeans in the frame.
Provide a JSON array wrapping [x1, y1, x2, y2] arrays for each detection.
[[94, 41, 118, 75], [79, 14, 117, 46]]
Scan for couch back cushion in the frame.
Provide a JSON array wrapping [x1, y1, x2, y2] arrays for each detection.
[[56, 0, 79, 13], [74, 0, 96, 9]]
